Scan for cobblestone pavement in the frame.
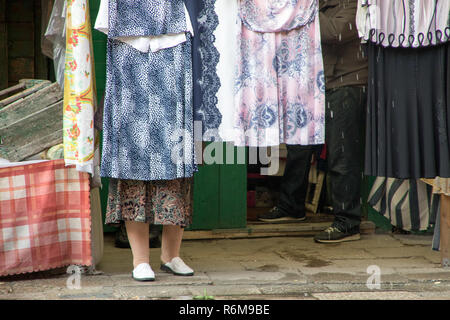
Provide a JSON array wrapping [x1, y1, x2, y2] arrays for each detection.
[[1, 232, 449, 300]]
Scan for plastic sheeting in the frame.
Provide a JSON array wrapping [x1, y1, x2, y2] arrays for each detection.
[[43, 0, 66, 89]]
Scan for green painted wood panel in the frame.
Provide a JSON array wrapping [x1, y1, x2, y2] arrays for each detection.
[[188, 143, 247, 230], [189, 163, 221, 230], [218, 144, 247, 229], [90, 0, 115, 232]]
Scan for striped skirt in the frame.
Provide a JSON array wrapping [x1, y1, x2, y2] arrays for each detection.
[[368, 177, 440, 232]]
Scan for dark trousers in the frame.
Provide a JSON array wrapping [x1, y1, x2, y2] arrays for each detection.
[[326, 87, 366, 231], [278, 87, 366, 230], [277, 145, 315, 217]]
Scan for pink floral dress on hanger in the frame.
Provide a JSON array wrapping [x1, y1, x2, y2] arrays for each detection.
[[234, 0, 325, 147]]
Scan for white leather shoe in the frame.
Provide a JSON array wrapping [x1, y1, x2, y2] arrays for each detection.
[[132, 263, 155, 281], [161, 257, 194, 276]]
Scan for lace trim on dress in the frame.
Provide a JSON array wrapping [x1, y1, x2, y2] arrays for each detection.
[[196, 0, 223, 135]]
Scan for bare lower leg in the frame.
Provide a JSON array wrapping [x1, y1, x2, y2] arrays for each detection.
[[160, 225, 184, 263], [125, 221, 150, 268]]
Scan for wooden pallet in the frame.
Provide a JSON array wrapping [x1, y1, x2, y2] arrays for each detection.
[[305, 165, 325, 214], [0, 79, 63, 161]]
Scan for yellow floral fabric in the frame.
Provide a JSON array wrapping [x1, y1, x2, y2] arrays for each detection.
[[63, 0, 97, 174]]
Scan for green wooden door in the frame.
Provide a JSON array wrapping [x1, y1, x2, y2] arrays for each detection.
[[90, 1, 247, 231], [90, 0, 115, 232], [190, 143, 247, 230]]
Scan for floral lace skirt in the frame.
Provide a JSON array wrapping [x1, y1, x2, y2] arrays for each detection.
[[105, 178, 193, 227]]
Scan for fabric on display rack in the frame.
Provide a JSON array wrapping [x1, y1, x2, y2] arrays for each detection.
[[96, 0, 196, 181], [0, 160, 92, 276], [356, 0, 450, 48], [186, 0, 325, 147]]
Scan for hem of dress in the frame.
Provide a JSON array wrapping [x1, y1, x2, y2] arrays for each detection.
[[105, 218, 191, 229], [100, 173, 195, 182], [363, 170, 450, 180]]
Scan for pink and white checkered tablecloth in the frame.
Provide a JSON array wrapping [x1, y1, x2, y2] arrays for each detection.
[[0, 160, 92, 276]]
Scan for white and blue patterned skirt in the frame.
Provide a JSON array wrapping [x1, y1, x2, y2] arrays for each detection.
[[101, 36, 196, 181]]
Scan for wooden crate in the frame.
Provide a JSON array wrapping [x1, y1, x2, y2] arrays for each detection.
[[0, 79, 63, 161], [305, 163, 325, 214]]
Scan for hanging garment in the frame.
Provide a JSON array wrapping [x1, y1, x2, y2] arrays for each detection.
[[63, 0, 100, 178], [368, 177, 440, 232], [364, 42, 450, 179], [356, 0, 450, 48], [235, 0, 325, 147], [184, 0, 241, 142], [358, 0, 450, 179], [96, 0, 196, 181], [186, 0, 325, 147]]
